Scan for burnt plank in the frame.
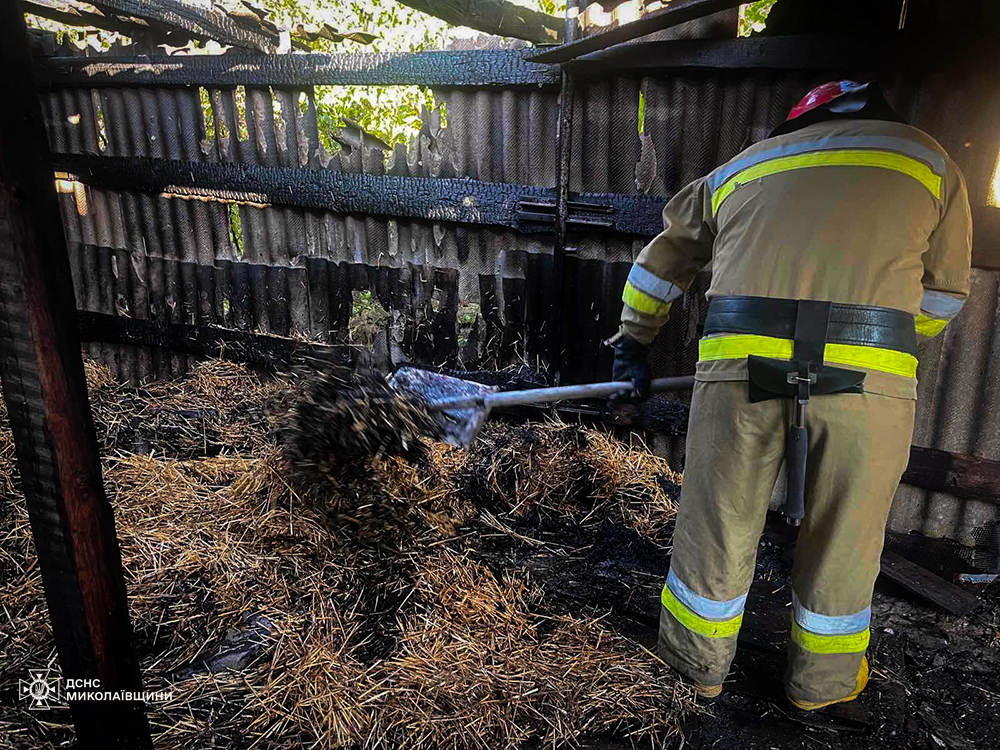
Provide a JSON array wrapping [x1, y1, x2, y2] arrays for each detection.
[[565, 32, 996, 78], [50, 152, 668, 238], [398, 0, 562, 45], [76, 310, 350, 369], [529, 0, 745, 64], [501, 276, 526, 364], [902, 445, 1000, 505], [479, 274, 502, 365], [36, 50, 561, 90], [88, 0, 279, 52], [878, 550, 980, 616]]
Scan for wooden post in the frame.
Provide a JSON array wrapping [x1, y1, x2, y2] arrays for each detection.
[[0, 6, 151, 748]]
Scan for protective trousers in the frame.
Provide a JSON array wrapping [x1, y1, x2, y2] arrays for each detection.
[[659, 380, 915, 703]]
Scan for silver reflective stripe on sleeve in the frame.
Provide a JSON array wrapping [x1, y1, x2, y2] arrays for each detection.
[[920, 289, 965, 320], [627, 265, 685, 304]]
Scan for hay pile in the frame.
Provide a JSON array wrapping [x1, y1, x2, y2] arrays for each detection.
[[88, 359, 279, 457], [0, 360, 695, 750], [458, 421, 681, 543]]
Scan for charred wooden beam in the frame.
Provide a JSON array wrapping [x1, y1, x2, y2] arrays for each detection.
[[35, 49, 560, 89], [0, 7, 150, 746], [566, 33, 893, 75], [879, 550, 981, 616], [77, 311, 350, 369], [564, 31, 999, 79], [550, 1, 579, 386], [529, 0, 745, 63], [398, 0, 563, 44], [51, 152, 669, 237], [22, 0, 153, 38], [901, 445, 1000, 506], [88, 0, 279, 52]]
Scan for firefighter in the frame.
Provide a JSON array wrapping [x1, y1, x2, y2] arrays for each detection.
[[612, 81, 972, 710]]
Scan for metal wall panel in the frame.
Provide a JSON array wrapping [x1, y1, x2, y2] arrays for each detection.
[[893, 269, 1000, 545]]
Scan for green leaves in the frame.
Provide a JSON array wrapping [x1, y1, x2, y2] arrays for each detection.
[[738, 0, 776, 36]]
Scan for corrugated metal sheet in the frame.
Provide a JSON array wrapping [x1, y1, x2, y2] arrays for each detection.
[[44, 40, 567, 381], [894, 268, 1000, 545]]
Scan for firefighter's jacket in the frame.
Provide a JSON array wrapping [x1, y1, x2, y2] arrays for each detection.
[[620, 118, 973, 399]]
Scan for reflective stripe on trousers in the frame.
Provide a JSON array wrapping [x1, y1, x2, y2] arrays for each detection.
[[661, 570, 746, 639], [791, 592, 871, 654]]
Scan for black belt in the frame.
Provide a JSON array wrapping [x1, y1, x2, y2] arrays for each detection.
[[705, 296, 917, 357], [702, 295, 919, 528]]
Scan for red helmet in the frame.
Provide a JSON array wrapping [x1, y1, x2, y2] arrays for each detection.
[[787, 81, 867, 121]]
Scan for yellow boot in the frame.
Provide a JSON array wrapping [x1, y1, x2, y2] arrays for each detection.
[[789, 656, 869, 711], [693, 682, 723, 699]]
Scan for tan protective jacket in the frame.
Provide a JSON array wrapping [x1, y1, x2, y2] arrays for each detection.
[[621, 119, 973, 399]]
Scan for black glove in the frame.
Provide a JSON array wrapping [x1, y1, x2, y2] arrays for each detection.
[[611, 335, 652, 402]]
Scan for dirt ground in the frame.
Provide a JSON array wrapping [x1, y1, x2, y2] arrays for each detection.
[[0, 361, 998, 749]]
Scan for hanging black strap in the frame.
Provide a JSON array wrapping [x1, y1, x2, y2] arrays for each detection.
[[793, 300, 832, 367], [792, 300, 831, 403]]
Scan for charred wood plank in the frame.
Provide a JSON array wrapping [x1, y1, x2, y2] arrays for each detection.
[[51, 152, 668, 237], [87, 0, 279, 52], [76, 310, 350, 369], [35, 49, 561, 89], [0, 7, 150, 745], [22, 0, 154, 38], [566, 33, 893, 76], [901, 445, 1000, 505], [564, 32, 1000, 85], [397, 0, 563, 45], [878, 550, 980, 617], [528, 0, 745, 64]]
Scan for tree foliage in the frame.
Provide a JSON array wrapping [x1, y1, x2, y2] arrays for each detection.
[[262, 0, 561, 148], [739, 0, 776, 36]]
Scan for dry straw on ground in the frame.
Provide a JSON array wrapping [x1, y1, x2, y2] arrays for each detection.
[[0, 360, 694, 749]]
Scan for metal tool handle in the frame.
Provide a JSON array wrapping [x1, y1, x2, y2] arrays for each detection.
[[427, 376, 696, 412]]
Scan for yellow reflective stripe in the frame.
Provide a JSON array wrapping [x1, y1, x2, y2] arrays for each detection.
[[661, 584, 742, 639], [915, 314, 949, 337], [792, 620, 870, 655], [823, 342, 917, 377], [623, 281, 671, 315], [712, 150, 943, 214], [699, 334, 793, 361], [698, 334, 918, 378]]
